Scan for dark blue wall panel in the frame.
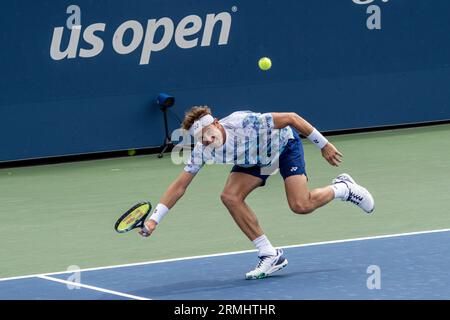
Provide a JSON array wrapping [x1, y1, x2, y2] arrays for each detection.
[[1, 0, 449, 161]]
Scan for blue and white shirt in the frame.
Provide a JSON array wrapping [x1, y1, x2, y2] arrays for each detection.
[[184, 111, 294, 175]]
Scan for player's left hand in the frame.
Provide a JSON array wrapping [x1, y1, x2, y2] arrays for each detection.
[[321, 142, 343, 167]]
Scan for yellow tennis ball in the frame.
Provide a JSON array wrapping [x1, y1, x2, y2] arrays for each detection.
[[127, 149, 136, 156], [258, 57, 272, 71]]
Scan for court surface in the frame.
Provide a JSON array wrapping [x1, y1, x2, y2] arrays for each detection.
[[1, 229, 450, 299], [1, 124, 450, 299]]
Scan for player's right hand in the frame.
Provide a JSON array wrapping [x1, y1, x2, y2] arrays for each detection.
[[139, 219, 157, 237]]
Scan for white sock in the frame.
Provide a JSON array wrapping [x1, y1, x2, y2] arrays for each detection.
[[331, 183, 349, 200], [253, 235, 277, 257]]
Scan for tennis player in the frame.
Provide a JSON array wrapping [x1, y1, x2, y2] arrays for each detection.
[[140, 106, 375, 279]]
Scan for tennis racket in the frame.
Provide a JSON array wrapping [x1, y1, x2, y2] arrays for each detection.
[[114, 202, 152, 234]]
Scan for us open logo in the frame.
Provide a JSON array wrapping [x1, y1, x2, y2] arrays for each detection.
[[50, 5, 233, 65]]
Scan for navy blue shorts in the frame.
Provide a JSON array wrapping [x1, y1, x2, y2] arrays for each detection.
[[231, 129, 307, 186]]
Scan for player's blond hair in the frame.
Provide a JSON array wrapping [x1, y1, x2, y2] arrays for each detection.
[[181, 106, 212, 131]]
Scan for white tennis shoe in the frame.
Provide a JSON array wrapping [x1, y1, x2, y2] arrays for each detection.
[[332, 173, 375, 214], [245, 249, 288, 280]]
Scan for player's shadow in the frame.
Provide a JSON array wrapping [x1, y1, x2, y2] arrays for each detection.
[[130, 268, 340, 298]]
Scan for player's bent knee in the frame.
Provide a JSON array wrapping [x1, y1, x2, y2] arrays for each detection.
[[289, 202, 314, 215], [220, 192, 242, 207]]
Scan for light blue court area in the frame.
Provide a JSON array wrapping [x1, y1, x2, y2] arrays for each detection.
[[1, 230, 449, 300], [0, 277, 129, 300]]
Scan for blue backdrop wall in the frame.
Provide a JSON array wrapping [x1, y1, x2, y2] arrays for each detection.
[[1, 0, 450, 161]]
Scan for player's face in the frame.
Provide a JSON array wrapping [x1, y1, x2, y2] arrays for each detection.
[[201, 123, 224, 148]]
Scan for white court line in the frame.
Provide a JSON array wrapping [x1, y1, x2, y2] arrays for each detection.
[[1, 228, 449, 283], [37, 275, 150, 300]]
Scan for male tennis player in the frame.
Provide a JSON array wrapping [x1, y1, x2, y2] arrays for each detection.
[[139, 107, 375, 279]]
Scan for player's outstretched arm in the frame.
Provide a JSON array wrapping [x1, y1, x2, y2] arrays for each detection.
[[140, 170, 195, 237], [271, 112, 343, 167]]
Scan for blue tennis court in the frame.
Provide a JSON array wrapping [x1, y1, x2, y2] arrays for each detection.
[[1, 230, 449, 300]]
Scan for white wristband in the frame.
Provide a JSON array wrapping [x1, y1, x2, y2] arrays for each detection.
[[149, 203, 170, 224], [307, 128, 328, 149]]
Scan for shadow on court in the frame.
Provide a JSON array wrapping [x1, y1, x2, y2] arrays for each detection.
[[129, 268, 342, 298]]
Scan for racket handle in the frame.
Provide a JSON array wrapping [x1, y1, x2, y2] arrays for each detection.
[[141, 225, 150, 236]]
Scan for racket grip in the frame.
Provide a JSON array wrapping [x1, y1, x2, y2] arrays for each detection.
[[141, 225, 150, 235]]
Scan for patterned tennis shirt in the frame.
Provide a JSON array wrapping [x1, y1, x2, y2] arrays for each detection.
[[184, 111, 294, 175]]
